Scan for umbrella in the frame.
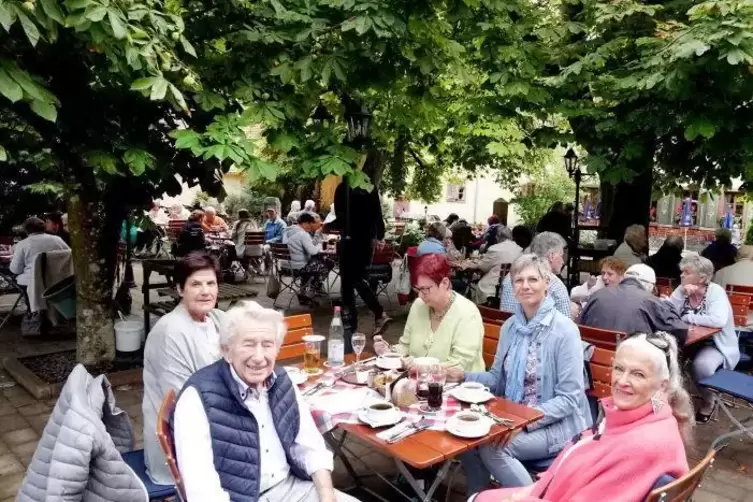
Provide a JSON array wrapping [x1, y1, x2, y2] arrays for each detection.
[[723, 204, 734, 229], [680, 197, 694, 227]]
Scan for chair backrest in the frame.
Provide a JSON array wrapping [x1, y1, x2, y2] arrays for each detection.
[[372, 243, 395, 265], [244, 231, 265, 246], [167, 220, 185, 240], [156, 390, 186, 501], [269, 242, 292, 261], [478, 305, 512, 325], [588, 347, 615, 398], [578, 324, 624, 350], [494, 263, 512, 299], [644, 449, 716, 502], [483, 322, 501, 369], [726, 284, 753, 311], [726, 292, 750, 327], [279, 313, 313, 360], [0, 236, 15, 246], [655, 277, 675, 298]]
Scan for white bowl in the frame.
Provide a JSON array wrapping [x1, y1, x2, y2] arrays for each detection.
[[376, 354, 403, 370]]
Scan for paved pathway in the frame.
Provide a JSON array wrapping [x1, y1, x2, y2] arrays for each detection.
[[0, 263, 752, 500]]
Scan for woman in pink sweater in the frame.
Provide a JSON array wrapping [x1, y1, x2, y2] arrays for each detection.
[[472, 331, 694, 502]]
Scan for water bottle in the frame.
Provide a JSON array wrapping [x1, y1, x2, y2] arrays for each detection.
[[327, 306, 345, 367]]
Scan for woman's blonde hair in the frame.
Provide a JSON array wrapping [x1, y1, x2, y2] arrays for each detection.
[[618, 332, 695, 445]]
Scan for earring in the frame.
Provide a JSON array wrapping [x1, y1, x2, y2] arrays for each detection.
[[651, 392, 664, 415]]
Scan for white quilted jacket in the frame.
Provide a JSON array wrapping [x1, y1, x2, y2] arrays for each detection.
[[16, 364, 147, 501]]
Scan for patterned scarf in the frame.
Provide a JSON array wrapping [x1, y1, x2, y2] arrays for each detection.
[[505, 295, 555, 404]]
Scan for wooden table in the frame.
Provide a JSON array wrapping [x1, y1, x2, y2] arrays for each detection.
[[302, 354, 543, 502], [686, 325, 722, 346]]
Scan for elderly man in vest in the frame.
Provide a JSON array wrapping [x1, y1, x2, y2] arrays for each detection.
[[172, 300, 359, 502]]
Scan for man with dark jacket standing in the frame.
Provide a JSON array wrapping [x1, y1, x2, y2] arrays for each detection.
[[579, 264, 688, 345], [331, 154, 391, 341]]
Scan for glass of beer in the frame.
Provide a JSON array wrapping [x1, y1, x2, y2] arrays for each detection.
[[302, 335, 325, 375]]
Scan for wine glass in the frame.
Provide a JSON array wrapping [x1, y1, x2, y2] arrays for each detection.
[[352, 332, 366, 366]]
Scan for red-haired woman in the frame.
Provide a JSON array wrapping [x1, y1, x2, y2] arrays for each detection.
[[374, 253, 486, 371]]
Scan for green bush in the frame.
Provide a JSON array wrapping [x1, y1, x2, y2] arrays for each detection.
[[746, 221, 753, 245], [512, 168, 575, 227]]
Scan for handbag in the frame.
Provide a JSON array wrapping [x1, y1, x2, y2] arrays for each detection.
[[397, 255, 411, 305], [266, 263, 281, 299]]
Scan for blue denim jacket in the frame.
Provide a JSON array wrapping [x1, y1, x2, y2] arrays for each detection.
[[466, 310, 592, 454], [264, 218, 286, 243], [416, 237, 446, 257]]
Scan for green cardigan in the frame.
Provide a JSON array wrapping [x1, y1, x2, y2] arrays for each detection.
[[395, 293, 486, 372]]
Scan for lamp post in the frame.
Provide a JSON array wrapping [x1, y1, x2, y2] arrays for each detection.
[[564, 148, 581, 288], [311, 100, 333, 128], [344, 102, 372, 148]]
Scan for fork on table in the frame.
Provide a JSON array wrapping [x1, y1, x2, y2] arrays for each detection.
[[386, 418, 429, 444]]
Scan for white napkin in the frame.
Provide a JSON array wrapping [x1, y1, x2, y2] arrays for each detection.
[[307, 387, 379, 415], [376, 420, 413, 441]]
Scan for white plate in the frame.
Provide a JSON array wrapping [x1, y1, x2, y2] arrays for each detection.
[[284, 366, 308, 386], [357, 409, 404, 428], [376, 356, 403, 370], [445, 416, 492, 438], [450, 388, 494, 404]]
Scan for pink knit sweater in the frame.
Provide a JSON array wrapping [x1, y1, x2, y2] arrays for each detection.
[[476, 397, 689, 502]]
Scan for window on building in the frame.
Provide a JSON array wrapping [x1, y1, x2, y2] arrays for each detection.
[[446, 183, 466, 203]]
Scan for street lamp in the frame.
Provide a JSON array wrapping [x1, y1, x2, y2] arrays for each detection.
[[344, 103, 372, 146], [564, 147, 579, 176], [563, 147, 597, 287], [311, 100, 333, 128]]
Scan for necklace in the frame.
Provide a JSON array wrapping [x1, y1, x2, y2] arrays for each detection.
[[430, 292, 456, 322]]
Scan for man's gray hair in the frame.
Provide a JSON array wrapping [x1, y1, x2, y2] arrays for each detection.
[[529, 232, 567, 259], [220, 301, 287, 346], [510, 253, 552, 282], [679, 254, 715, 285], [496, 225, 513, 242], [204, 206, 217, 214]]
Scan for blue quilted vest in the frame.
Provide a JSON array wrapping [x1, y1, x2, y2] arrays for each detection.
[[173, 360, 309, 501]]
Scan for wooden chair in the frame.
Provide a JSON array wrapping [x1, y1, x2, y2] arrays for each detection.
[[578, 324, 625, 350], [478, 305, 512, 327], [490, 263, 512, 307], [156, 390, 184, 501], [727, 292, 750, 327], [726, 284, 753, 310], [655, 277, 676, 298], [279, 313, 314, 360], [588, 347, 615, 399], [483, 322, 501, 369], [644, 448, 716, 502], [244, 231, 265, 246]]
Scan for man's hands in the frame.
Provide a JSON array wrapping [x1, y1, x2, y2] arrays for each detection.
[[311, 470, 337, 502], [445, 366, 465, 382]]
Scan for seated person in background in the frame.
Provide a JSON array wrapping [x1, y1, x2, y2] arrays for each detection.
[[286, 200, 302, 226], [666, 255, 739, 423], [512, 225, 533, 251], [714, 244, 753, 289], [645, 234, 684, 283], [373, 253, 486, 372], [43, 211, 70, 245], [201, 206, 229, 233], [701, 228, 738, 272], [263, 205, 287, 243], [303, 199, 317, 214], [230, 209, 262, 272], [169, 203, 191, 220], [500, 232, 573, 318], [470, 331, 692, 502], [416, 222, 448, 256], [142, 253, 225, 484], [173, 301, 359, 502], [449, 253, 591, 494], [10, 217, 69, 293], [613, 224, 647, 267], [579, 264, 688, 344], [445, 212, 460, 230], [176, 210, 205, 256], [475, 226, 523, 304], [283, 213, 333, 305], [477, 215, 503, 252], [571, 257, 627, 304], [451, 219, 476, 255]]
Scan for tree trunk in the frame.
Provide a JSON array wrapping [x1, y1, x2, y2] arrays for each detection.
[[68, 194, 118, 365], [605, 166, 653, 243]]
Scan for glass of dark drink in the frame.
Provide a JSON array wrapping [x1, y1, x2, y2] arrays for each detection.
[[427, 382, 443, 410], [417, 383, 430, 401]]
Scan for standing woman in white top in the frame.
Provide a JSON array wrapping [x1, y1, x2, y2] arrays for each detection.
[[142, 252, 226, 485]]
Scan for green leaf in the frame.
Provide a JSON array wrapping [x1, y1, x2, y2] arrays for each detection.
[[40, 0, 65, 24], [0, 145, 6, 162], [250, 158, 278, 180], [85, 5, 107, 22], [269, 133, 297, 153], [150, 78, 168, 100], [130, 77, 155, 91], [17, 10, 40, 46], [169, 83, 188, 112], [124, 148, 154, 176], [684, 118, 717, 141], [30, 99, 57, 122], [66, 0, 93, 10], [180, 36, 197, 57], [108, 10, 126, 38], [0, 69, 23, 102], [0, 2, 16, 31], [172, 130, 200, 150]]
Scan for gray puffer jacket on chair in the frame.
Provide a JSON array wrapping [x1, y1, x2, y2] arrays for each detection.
[[16, 364, 147, 502]]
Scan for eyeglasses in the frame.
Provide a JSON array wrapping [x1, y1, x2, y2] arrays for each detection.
[[413, 284, 436, 296], [627, 331, 671, 366]]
